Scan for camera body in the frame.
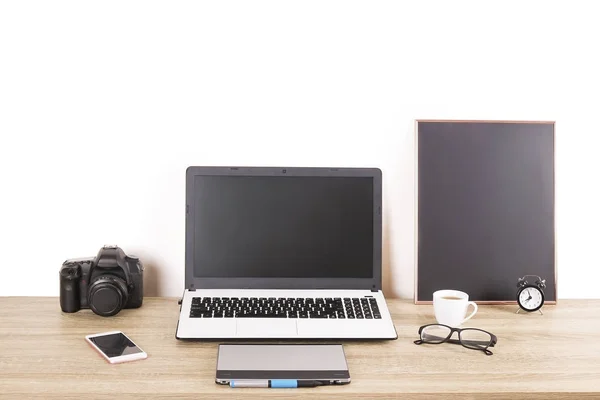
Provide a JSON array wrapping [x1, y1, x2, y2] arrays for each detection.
[[60, 245, 143, 317]]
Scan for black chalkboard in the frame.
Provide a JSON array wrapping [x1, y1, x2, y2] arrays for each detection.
[[416, 121, 556, 303]]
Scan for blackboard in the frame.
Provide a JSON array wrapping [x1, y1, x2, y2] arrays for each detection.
[[416, 120, 556, 303]]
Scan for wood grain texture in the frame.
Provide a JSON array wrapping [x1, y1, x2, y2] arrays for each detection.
[[1, 297, 599, 399]]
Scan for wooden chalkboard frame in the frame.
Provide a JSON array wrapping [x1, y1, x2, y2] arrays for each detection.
[[414, 119, 557, 305]]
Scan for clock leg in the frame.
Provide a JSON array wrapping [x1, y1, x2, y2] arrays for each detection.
[[515, 308, 521, 314], [538, 309, 543, 315]]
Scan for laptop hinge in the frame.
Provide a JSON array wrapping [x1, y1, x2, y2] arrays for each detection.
[[371, 286, 378, 292], [179, 287, 195, 306]]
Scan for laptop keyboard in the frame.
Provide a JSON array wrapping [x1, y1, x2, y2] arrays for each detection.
[[189, 297, 382, 319]]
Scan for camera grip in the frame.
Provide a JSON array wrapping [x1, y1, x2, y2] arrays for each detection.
[[60, 266, 81, 313]]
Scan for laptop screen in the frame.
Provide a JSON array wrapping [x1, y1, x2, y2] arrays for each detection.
[[192, 175, 374, 279]]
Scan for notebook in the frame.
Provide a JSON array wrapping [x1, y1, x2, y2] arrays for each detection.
[[216, 344, 351, 387]]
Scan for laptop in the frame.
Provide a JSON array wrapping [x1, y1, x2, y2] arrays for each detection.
[[175, 166, 397, 340]]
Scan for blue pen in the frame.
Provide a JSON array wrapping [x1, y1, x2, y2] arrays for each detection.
[[230, 380, 326, 388]]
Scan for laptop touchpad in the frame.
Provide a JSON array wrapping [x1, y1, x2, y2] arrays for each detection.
[[236, 319, 298, 337]]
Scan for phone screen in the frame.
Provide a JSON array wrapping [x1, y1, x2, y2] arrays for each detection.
[[88, 332, 143, 358]]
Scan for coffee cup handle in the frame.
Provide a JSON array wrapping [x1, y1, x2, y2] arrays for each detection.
[[462, 301, 478, 324]]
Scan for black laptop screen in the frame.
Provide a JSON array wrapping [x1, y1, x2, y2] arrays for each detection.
[[192, 175, 374, 278]]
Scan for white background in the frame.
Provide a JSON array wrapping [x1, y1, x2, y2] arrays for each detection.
[[1, 1, 598, 299]]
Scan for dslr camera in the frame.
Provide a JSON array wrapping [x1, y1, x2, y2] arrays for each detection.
[[60, 245, 143, 317]]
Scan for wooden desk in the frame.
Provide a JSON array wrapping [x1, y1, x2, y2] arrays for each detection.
[[1, 298, 599, 399]]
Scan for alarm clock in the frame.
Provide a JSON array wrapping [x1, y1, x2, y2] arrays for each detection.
[[516, 275, 546, 314]]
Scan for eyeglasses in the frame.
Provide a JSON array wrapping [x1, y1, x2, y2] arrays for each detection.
[[414, 324, 498, 355]]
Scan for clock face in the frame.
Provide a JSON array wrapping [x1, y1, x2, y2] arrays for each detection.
[[518, 286, 544, 311]]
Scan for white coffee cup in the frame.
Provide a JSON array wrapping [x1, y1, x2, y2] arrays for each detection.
[[433, 290, 478, 327]]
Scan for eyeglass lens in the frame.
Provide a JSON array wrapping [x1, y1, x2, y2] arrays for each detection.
[[459, 328, 492, 350], [420, 325, 452, 343]]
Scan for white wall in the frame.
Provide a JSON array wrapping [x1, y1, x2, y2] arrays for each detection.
[[1, 1, 598, 299]]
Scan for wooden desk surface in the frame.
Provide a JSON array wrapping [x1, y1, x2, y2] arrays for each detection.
[[1, 297, 599, 399]]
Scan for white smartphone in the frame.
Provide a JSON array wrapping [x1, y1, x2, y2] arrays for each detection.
[[85, 331, 148, 364]]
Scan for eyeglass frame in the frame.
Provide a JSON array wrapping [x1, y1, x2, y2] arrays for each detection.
[[413, 323, 498, 355]]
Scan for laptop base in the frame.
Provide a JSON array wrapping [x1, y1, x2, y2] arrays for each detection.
[[176, 289, 397, 340]]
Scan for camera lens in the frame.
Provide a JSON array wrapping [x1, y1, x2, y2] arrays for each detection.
[[88, 275, 129, 317]]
